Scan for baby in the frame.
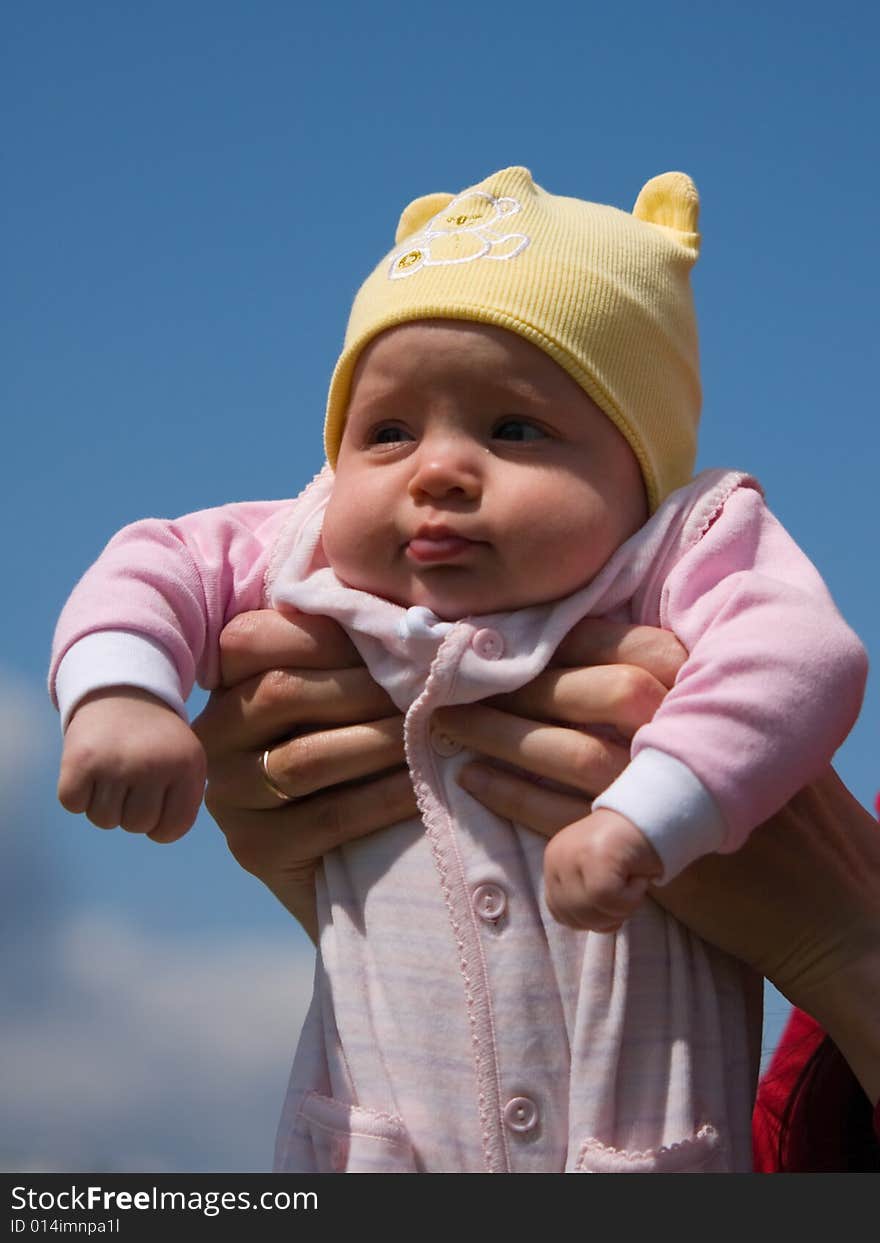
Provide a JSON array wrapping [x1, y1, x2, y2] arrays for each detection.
[[51, 167, 867, 1171]]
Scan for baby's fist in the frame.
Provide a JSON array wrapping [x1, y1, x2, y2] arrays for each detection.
[[544, 808, 663, 933], [58, 688, 206, 843]]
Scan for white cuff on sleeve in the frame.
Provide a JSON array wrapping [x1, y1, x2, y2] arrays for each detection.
[[55, 631, 187, 731], [592, 747, 727, 883]]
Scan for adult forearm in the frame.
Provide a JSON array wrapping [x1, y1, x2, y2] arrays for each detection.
[[799, 946, 880, 1106], [656, 768, 880, 1104]]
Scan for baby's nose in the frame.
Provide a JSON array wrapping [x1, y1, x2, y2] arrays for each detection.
[[407, 439, 482, 501]]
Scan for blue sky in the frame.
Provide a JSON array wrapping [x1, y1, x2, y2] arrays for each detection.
[[2, 1, 878, 1171]]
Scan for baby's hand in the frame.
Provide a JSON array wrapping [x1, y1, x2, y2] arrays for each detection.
[[543, 808, 663, 933], [58, 689, 207, 843]]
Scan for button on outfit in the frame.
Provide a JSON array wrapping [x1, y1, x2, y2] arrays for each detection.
[[471, 628, 504, 660], [504, 1097, 539, 1134], [430, 730, 463, 757], [472, 883, 507, 922]]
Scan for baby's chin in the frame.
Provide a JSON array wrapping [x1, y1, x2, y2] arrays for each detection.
[[395, 577, 522, 622], [334, 576, 504, 622], [393, 582, 562, 622], [328, 559, 564, 621]]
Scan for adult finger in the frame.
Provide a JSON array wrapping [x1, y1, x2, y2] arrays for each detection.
[[207, 716, 407, 807], [492, 664, 666, 741], [208, 768, 419, 931], [218, 609, 362, 684], [457, 761, 588, 837], [553, 618, 687, 690], [192, 666, 397, 756], [432, 704, 629, 795]]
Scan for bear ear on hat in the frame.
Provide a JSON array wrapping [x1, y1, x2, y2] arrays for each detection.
[[632, 172, 700, 254], [395, 192, 455, 244]]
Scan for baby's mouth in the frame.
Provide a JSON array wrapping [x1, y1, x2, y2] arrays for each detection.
[[407, 535, 478, 563], [406, 526, 483, 564]]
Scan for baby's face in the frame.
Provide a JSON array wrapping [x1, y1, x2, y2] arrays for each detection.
[[322, 321, 647, 621]]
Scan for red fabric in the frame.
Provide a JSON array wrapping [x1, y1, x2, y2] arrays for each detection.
[[753, 1008, 825, 1171], [753, 1007, 880, 1171]]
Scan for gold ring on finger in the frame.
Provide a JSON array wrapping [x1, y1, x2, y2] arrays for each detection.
[[259, 747, 296, 804]]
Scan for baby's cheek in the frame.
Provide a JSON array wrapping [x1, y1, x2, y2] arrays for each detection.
[[511, 509, 618, 597], [322, 489, 392, 591], [322, 493, 362, 579]]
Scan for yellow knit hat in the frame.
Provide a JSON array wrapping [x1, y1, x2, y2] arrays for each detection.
[[324, 166, 701, 511]]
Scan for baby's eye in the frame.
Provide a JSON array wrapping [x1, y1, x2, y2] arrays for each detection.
[[492, 419, 548, 442], [370, 424, 414, 445]]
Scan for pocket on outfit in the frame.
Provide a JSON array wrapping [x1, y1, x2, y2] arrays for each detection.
[[573, 1123, 722, 1173], [296, 1092, 418, 1173]]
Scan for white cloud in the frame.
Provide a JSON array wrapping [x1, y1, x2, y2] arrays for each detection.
[[1, 911, 316, 1172], [0, 674, 314, 1172], [0, 669, 52, 792]]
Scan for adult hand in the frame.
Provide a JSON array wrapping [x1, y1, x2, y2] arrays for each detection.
[[192, 609, 417, 942], [435, 617, 683, 819]]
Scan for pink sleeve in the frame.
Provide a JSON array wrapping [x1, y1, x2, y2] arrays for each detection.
[[49, 498, 294, 704], [632, 486, 868, 850]]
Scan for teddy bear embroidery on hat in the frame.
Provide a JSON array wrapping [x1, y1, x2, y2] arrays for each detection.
[[388, 188, 531, 279]]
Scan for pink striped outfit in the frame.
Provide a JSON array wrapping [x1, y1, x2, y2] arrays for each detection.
[[50, 466, 867, 1172]]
